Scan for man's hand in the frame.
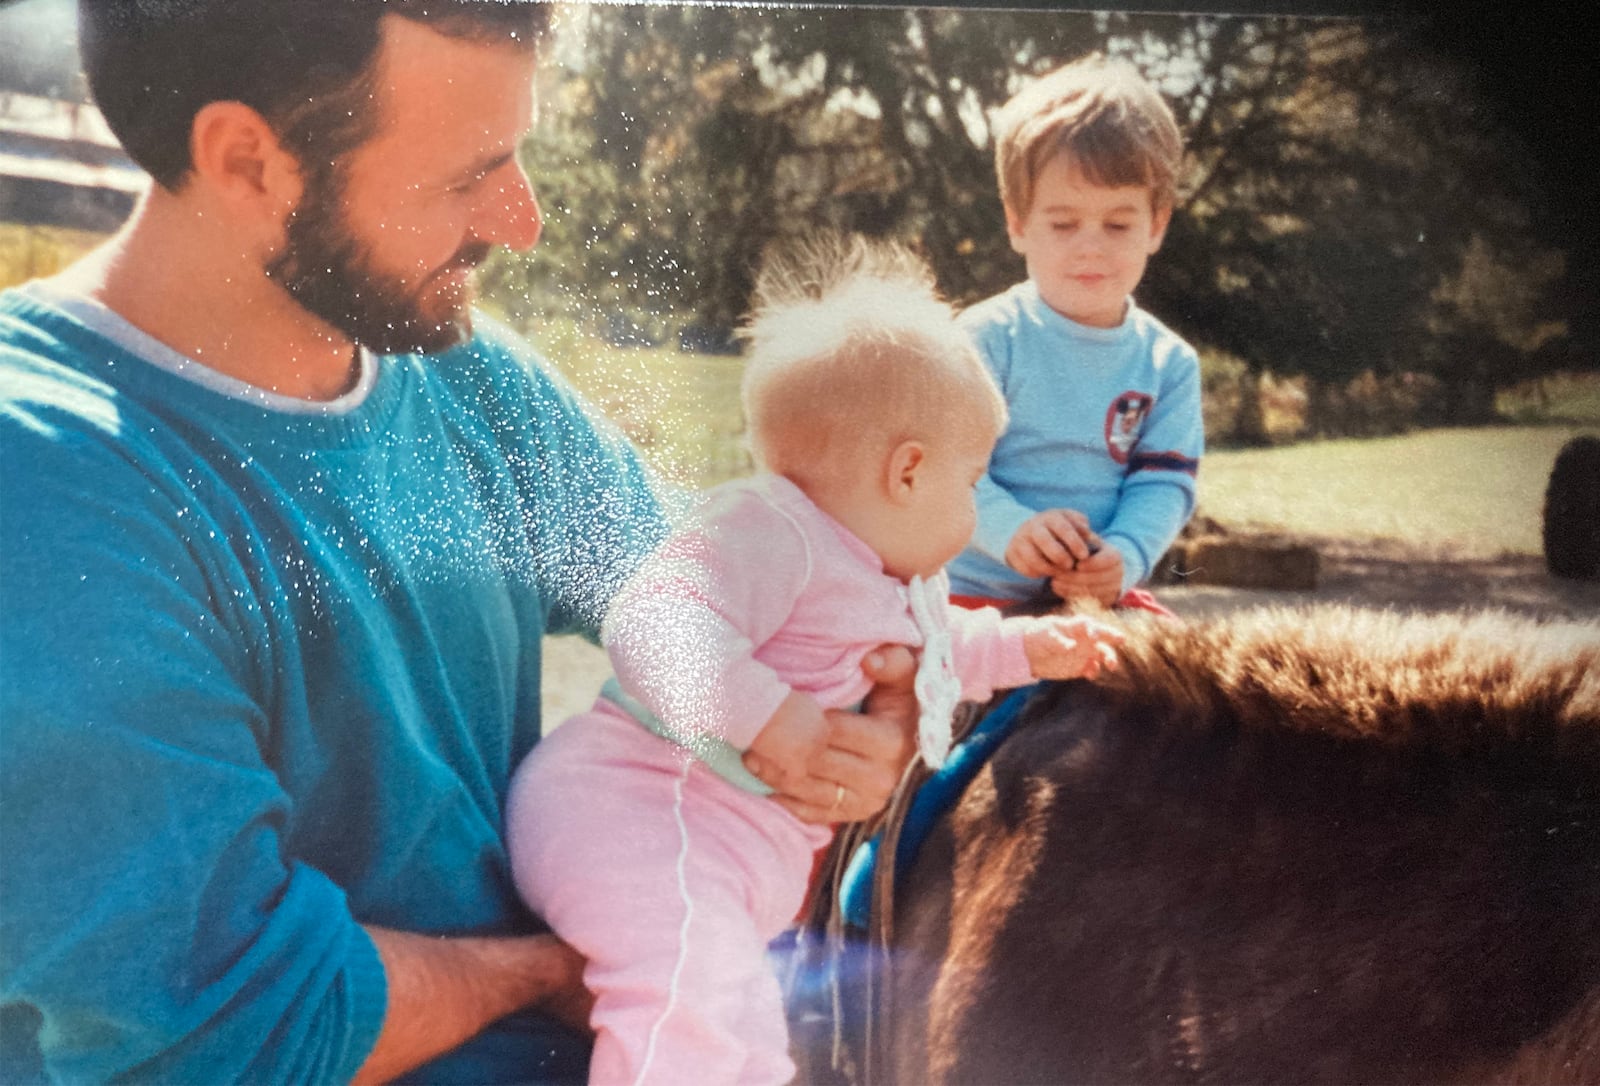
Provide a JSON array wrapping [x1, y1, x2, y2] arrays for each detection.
[[1049, 543, 1125, 608], [743, 645, 918, 823], [1005, 509, 1096, 578], [1021, 613, 1125, 680]]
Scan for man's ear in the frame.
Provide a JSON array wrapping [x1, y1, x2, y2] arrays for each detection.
[[188, 101, 302, 220], [884, 439, 925, 506]]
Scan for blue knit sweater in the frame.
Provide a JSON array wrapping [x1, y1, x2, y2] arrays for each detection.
[[0, 286, 663, 1083], [947, 281, 1204, 600]]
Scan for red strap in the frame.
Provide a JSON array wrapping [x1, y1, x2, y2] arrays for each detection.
[[951, 588, 1180, 620], [948, 593, 1012, 611], [1115, 586, 1180, 619]]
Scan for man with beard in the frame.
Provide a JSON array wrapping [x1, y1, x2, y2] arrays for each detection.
[[0, 3, 917, 1082]]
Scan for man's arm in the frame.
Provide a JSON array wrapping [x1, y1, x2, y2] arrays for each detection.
[[1, 429, 391, 1082], [352, 929, 591, 1085]]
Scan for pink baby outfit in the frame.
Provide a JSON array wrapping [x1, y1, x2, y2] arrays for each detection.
[[507, 473, 1034, 1085]]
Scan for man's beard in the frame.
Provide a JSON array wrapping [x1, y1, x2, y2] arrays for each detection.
[[266, 169, 490, 356]]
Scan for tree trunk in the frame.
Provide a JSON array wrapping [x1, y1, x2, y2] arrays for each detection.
[[1232, 368, 1271, 446], [1441, 379, 1499, 425]]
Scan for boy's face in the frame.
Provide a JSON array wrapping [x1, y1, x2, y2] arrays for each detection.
[[1007, 151, 1171, 329]]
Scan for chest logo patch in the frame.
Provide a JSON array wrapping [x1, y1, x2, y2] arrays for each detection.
[[1104, 391, 1153, 464]]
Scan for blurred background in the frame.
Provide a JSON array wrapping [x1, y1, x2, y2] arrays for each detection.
[[3, 0, 1595, 583]]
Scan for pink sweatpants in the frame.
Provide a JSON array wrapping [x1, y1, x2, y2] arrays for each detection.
[[507, 701, 831, 1085]]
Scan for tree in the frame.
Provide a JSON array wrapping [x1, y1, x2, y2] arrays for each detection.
[[492, 5, 1581, 429], [1137, 14, 1569, 427]]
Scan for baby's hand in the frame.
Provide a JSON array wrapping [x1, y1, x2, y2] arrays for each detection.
[[1021, 614, 1125, 680], [1006, 509, 1097, 578], [745, 691, 830, 797]]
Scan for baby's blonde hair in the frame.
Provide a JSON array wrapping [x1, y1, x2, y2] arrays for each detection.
[[995, 53, 1184, 221], [740, 235, 1006, 487]]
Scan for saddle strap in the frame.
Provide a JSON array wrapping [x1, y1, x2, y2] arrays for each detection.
[[796, 689, 1026, 1083]]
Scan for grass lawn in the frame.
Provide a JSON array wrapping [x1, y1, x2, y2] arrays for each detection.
[[521, 319, 1597, 559], [520, 316, 752, 489], [1196, 425, 1596, 558]]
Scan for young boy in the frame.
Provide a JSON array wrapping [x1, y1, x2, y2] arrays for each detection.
[[947, 53, 1204, 613], [505, 238, 1124, 1084]]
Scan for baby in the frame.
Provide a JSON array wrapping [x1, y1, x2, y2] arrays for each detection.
[[506, 237, 1124, 1084]]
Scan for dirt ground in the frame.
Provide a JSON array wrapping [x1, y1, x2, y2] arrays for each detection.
[[1158, 533, 1600, 623], [540, 536, 1600, 730]]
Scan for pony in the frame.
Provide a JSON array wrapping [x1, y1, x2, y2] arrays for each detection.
[[796, 604, 1600, 1084]]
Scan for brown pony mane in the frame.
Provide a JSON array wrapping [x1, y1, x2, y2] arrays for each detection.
[[868, 605, 1600, 1085], [1092, 604, 1600, 758]]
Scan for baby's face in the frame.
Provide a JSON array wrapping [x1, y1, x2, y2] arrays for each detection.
[[880, 424, 997, 582]]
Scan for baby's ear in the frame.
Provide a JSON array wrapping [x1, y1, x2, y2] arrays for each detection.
[[884, 439, 926, 505]]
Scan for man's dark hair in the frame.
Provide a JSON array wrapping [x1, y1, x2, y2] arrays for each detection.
[[78, 0, 549, 191]]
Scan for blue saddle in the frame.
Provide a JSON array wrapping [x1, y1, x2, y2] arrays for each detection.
[[839, 684, 1039, 927]]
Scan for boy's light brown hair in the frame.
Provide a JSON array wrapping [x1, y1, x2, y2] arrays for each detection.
[[994, 53, 1184, 221], [739, 235, 1006, 488]]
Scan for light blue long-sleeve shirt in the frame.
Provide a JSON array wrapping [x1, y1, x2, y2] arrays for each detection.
[[0, 285, 664, 1083], [947, 280, 1204, 600]]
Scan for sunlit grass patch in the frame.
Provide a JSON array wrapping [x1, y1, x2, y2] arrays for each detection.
[[1498, 372, 1600, 426], [501, 312, 1597, 559], [518, 313, 752, 490], [1197, 425, 1596, 557], [0, 223, 106, 290]]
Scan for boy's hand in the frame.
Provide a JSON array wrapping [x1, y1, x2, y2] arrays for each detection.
[[1006, 509, 1096, 578], [1050, 543, 1125, 607], [745, 645, 918, 824], [1021, 614, 1125, 680]]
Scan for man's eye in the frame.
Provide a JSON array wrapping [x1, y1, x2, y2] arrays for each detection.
[[449, 171, 492, 196]]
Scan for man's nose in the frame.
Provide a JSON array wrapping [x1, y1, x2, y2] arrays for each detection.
[[478, 162, 543, 252]]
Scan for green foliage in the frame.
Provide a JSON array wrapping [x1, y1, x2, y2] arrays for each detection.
[[480, 6, 1584, 438], [1140, 17, 1568, 418]]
